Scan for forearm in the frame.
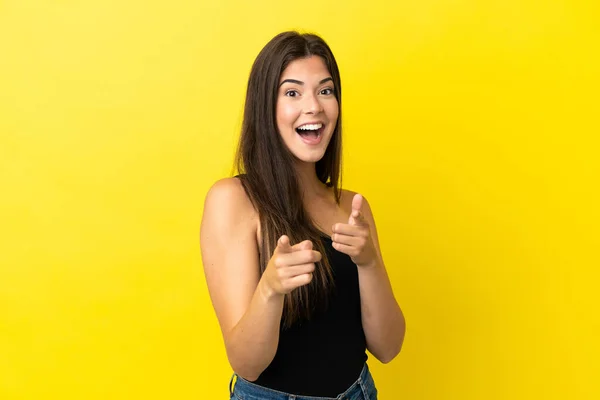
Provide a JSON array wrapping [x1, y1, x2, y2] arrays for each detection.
[[357, 260, 406, 363], [224, 278, 284, 381]]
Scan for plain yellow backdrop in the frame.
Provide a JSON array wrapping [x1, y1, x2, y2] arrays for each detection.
[[1, 0, 598, 399]]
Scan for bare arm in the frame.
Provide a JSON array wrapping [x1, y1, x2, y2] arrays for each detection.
[[331, 192, 406, 363], [357, 196, 406, 363], [200, 178, 320, 380], [200, 178, 282, 380]]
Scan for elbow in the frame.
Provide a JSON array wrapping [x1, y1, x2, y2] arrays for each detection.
[[229, 359, 265, 382], [236, 369, 261, 382], [223, 331, 275, 383], [377, 345, 401, 364], [372, 327, 405, 364], [226, 343, 270, 382], [380, 314, 406, 363], [372, 339, 401, 364]]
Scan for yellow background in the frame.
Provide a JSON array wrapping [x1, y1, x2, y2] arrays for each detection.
[[1, 0, 598, 398]]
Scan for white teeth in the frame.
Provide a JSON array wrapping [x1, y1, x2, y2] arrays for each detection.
[[297, 123, 323, 131]]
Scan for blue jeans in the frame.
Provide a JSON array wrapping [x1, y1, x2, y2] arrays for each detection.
[[229, 363, 378, 400]]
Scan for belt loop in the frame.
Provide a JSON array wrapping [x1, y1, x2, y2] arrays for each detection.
[[229, 373, 237, 397]]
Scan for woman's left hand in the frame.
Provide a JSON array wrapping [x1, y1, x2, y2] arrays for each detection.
[[331, 194, 378, 268]]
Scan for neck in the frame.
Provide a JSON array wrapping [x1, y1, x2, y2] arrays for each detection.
[[295, 161, 329, 200]]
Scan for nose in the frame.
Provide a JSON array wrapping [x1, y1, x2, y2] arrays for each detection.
[[303, 93, 323, 115]]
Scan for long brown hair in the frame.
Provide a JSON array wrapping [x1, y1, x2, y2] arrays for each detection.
[[234, 31, 343, 328]]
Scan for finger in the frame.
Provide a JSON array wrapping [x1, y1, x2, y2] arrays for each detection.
[[352, 193, 363, 213], [332, 222, 366, 237], [279, 263, 316, 278], [331, 241, 358, 257], [331, 233, 363, 247], [287, 273, 313, 289], [275, 250, 321, 268], [291, 240, 313, 252], [300, 240, 313, 250], [286, 250, 321, 266], [349, 194, 366, 226], [349, 212, 366, 226], [275, 235, 293, 254], [350, 209, 366, 224]]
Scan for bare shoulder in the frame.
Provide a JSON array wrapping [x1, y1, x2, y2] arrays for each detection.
[[201, 176, 258, 256], [340, 188, 358, 200], [200, 177, 260, 336], [202, 177, 256, 218], [200, 178, 258, 268]]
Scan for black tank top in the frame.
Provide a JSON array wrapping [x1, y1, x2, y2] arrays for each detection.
[[253, 235, 368, 397]]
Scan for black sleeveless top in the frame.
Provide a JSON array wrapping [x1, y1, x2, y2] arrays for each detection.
[[253, 235, 368, 396]]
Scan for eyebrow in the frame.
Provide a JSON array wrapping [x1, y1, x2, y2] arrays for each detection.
[[279, 77, 333, 87]]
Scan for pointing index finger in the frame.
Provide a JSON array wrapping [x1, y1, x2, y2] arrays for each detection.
[[352, 194, 363, 213], [349, 194, 367, 226]]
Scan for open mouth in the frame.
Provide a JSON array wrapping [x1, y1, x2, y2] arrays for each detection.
[[295, 123, 324, 144]]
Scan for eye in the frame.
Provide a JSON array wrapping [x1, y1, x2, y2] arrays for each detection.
[[320, 88, 334, 95], [285, 90, 299, 97]]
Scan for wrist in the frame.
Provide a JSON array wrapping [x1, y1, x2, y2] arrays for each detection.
[[258, 278, 284, 303], [356, 258, 379, 269]]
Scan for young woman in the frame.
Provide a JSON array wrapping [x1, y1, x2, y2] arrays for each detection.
[[200, 31, 405, 400]]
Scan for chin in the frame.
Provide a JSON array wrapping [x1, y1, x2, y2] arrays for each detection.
[[293, 152, 326, 164]]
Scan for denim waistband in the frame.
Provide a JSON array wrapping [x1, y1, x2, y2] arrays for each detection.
[[229, 363, 376, 400]]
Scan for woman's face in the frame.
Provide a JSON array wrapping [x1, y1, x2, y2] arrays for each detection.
[[276, 56, 339, 164]]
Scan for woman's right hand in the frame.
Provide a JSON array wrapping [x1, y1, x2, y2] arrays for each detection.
[[262, 235, 322, 296]]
